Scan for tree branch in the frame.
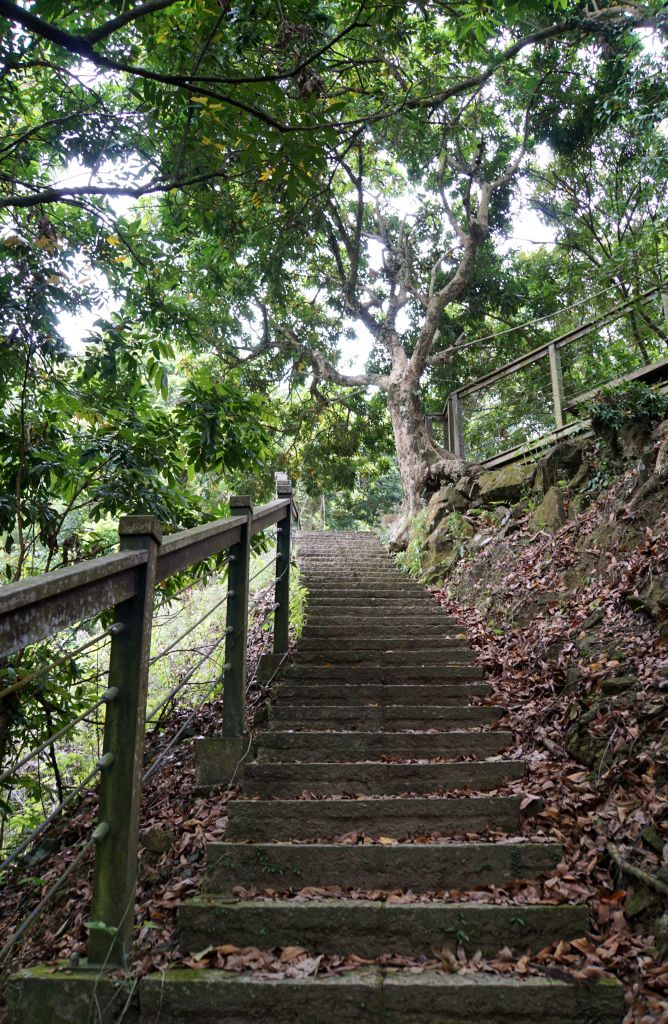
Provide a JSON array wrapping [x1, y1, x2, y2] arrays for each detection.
[[86, 0, 182, 44], [0, 166, 238, 209]]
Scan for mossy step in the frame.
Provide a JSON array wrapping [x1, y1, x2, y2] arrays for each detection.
[[304, 587, 430, 596], [283, 665, 484, 682], [256, 730, 510, 763], [293, 651, 476, 667], [268, 705, 502, 731], [303, 613, 459, 626], [256, 729, 506, 761], [178, 899, 590, 959], [305, 597, 442, 607], [298, 637, 470, 652], [203, 840, 562, 895], [136, 969, 623, 1024], [272, 683, 491, 705], [301, 622, 464, 636], [225, 795, 521, 841], [242, 758, 522, 798]]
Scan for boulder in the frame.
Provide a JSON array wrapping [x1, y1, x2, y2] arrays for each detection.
[[528, 486, 565, 532], [619, 421, 653, 457], [425, 485, 468, 531], [535, 442, 584, 491], [477, 462, 535, 503], [627, 576, 668, 619], [140, 826, 176, 855], [454, 474, 480, 501]]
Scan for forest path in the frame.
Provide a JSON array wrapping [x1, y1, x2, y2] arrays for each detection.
[[141, 531, 624, 1022]]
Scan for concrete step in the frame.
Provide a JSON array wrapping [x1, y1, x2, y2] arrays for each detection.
[[178, 898, 590, 959], [272, 683, 491, 704], [293, 649, 476, 665], [298, 636, 469, 652], [305, 597, 440, 606], [137, 969, 623, 1024], [242, 759, 524, 798], [283, 665, 484, 682], [256, 731, 511, 763], [301, 623, 464, 638], [203, 840, 562, 895], [303, 614, 459, 628], [268, 705, 503, 730], [307, 585, 430, 593], [225, 795, 522, 841]]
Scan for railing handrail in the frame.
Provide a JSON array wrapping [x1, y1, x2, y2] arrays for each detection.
[[442, 285, 660, 405], [0, 476, 296, 969], [0, 498, 293, 659]]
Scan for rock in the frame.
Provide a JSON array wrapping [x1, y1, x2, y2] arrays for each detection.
[[583, 608, 604, 629], [454, 474, 480, 501], [140, 826, 176, 855], [601, 675, 636, 696], [619, 421, 653, 457], [625, 886, 656, 919], [642, 825, 664, 855], [528, 486, 565, 532], [477, 462, 535, 503], [627, 577, 668, 619], [568, 459, 591, 490], [652, 419, 668, 442], [425, 485, 468, 532], [535, 443, 584, 491]]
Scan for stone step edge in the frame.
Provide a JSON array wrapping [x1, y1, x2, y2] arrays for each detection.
[[202, 840, 563, 893], [136, 968, 624, 1024], [177, 899, 591, 959]]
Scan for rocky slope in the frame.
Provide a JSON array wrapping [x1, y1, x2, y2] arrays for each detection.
[[393, 421, 668, 1022]]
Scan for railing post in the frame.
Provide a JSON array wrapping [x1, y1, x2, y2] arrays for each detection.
[[450, 393, 465, 458], [87, 515, 162, 968], [548, 342, 565, 430], [222, 496, 252, 738], [273, 474, 292, 656]]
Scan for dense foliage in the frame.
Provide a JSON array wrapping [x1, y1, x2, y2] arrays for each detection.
[[0, 0, 667, 882]]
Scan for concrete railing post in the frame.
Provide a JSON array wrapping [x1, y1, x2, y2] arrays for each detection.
[[273, 474, 292, 656], [222, 496, 252, 738], [87, 515, 162, 967]]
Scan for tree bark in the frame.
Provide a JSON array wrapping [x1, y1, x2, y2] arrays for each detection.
[[387, 365, 460, 518]]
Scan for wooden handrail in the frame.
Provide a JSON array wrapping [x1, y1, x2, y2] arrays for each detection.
[[0, 473, 297, 968]]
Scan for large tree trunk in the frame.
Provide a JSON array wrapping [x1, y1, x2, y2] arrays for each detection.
[[387, 372, 460, 520]]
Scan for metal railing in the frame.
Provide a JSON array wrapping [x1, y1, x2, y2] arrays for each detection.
[[0, 471, 296, 968], [433, 286, 668, 467]]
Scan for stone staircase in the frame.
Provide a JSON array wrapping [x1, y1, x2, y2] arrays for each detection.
[[141, 530, 623, 1022]]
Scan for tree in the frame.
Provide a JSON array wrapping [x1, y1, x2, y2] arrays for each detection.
[[249, 4, 668, 518]]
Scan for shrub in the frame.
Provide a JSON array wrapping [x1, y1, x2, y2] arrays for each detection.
[[588, 381, 668, 450]]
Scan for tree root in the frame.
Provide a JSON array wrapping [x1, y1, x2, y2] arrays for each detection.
[[606, 841, 668, 898]]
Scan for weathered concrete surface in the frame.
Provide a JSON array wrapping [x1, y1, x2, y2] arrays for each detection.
[[178, 899, 590, 958], [268, 704, 503, 731], [225, 795, 522, 841], [203, 841, 562, 895], [293, 649, 476, 665], [138, 969, 623, 1024], [282, 664, 484, 682], [256, 730, 512, 763], [298, 635, 470, 651], [6, 966, 139, 1024], [195, 735, 253, 789], [272, 682, 492, 705], [242, 759, 524, 798]]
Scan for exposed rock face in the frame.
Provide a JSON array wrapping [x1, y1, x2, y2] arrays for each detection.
[[425, 485, 468, 531], [478, 463, 535, 503], [627, 577, 668, 620], [535, 442, 583, 491], [529, 486, 565, 532]]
